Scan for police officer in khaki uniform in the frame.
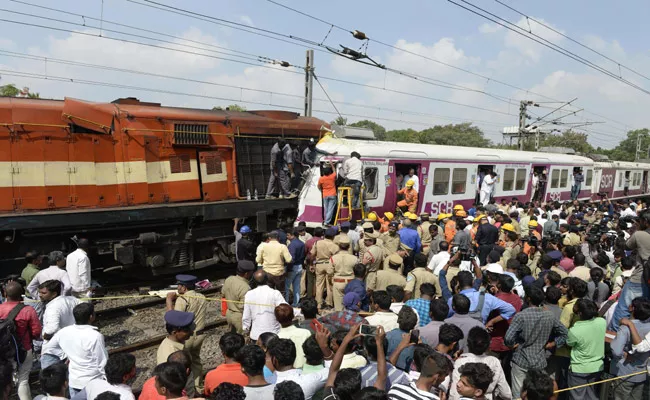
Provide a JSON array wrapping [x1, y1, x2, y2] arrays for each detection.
[[381, 221, 401, 259], [359, 222, 383, 260], [330, 236, 358, 310], [361, 236, 384, 291], [405, 253, 436, 300], [311, 227, 339, 309], [333, 227, 353, 255], [375, 253, 407, 291], [166, 274, 207, 392], [222, 260, 254, 333], [417, 213, 433, 256]]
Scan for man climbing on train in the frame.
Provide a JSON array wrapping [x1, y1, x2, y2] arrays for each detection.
[[397, 179, 418, 214], [266, 139, 295, 199]]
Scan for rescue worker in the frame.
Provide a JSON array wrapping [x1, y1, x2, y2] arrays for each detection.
[[523, 220, 542, 255], [311, 227, 339, 309], [375, 253, 406, 291], [397, 179, 418, 214], [330, 236, 358, 311], [266, 139, 295, 199], [361, 236, 384, 292], [499, 224, 521, 268], [166, 274, 207, 392], [221, 260, 254, 334], [445, 207, 463, 243], [405, 253, 436, 300], [417, 213, 433, 256], [379, 211, 394, 233]]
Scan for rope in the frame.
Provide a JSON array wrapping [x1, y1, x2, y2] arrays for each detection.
[[553, 370, 647, 394]]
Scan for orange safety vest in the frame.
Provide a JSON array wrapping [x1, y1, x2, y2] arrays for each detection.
[[397, 188, 418, 213], [378, 217, 390, 233], [523, 231, 542, 255]]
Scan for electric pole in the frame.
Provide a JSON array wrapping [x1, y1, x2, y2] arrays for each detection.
[[635, 133, 642, 161], [304, 50, 314, 117], [518, 100, 527, 151]]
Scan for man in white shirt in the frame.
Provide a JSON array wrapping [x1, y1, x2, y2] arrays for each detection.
[[406, 168, 420, 193], [44, 302, 108, 396], [268, 334, 334, 400], [363, 290, 399, 331], [66, 239, 91, 299], [38, 280, 81, 369], [428, 242, 451, 297], [77, 353, 136, 400], [27, 251, 72, 299], [242, 270, 287, 340], [341, 151, 363, 208], [480, 171, 497, 205]]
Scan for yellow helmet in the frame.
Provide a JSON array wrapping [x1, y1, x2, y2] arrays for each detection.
[[456, 210, 467, 217], [384, 212, 394, 221], [367, 212, 378, 221], [405, 180, 414, 187], [453, 204, 464, 211], [528, 220, 539, 228], [408, 213, 418, 220], [502, 223, 516, 233]]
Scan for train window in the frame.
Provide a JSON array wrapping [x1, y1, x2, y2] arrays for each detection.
[[585, 169, 593, 186], [452, 168, 467, 194], [433, 168, 450, 195], [503, 168, 515, 191], [170, 154, 191, 174], [560, 169, 569, 187], [364, 168, 378, 200], [515, 169, 526, 190], [551, 170, 560, 188]]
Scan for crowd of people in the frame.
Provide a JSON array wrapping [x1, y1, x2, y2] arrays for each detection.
[[2, 196, 650, 400]]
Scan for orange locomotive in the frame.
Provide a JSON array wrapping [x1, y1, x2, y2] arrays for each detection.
[[0, 97, 325, 275]]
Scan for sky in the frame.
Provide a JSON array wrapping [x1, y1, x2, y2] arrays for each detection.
[[1, 0, 649, 149]]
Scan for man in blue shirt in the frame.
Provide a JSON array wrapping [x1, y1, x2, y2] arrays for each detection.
[[446, 267, 516, 324], [385, 306, 418, 371], [405, 283, 436, 327], [612, 298, 650, 399], [344, 264, 369, 311], [285, 230, 305, 306], [399, 218, 421, 274]]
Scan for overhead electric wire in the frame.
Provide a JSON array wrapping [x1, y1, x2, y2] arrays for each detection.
[[447, 0, 650, 96], [263, 0, 633, 139], [492, 0, 650, 82], [312, 72, 343, 120]]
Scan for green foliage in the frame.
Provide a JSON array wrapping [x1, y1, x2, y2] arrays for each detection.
[[540, 130, 594, 154], [605, 129, 650, 161], [331, 116, 348, 126], [376, 122, 492, 148], [349, 120, 387, 140], [212, 104, 246, 111], [0, 84, 39, 98]]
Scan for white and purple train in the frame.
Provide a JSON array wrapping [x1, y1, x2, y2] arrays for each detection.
[[297, 131, 649, 227]]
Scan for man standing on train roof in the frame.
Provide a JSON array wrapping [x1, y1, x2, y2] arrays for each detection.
[[397, 180, 418, 214], [406, 168, 419, 192], [233, 218, 255, 263], [480, 171, 497, 206], [66, 238, 92, 300], [222, 260, 254, 334], [167, 274, 207, 392], [341, 151, 363, 208], [266, 139, 295, 199]]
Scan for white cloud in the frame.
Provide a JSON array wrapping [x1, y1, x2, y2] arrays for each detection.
[[239, 15, 254, 27], [479, 23, 503, 34]]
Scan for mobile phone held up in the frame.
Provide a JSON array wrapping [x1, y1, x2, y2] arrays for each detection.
[[410, 330, 420, 344], [359, 324, 377, 336]]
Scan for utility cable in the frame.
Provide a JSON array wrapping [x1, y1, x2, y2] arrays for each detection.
[[312, 72, 343, 120]]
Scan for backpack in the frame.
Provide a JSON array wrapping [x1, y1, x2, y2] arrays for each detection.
[[468, 290, 486, 322], [0, 303, 28, 364]]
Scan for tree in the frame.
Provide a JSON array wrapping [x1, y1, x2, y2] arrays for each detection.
[[212, 104, 246, 111], [606, 128, 650, 161], [539, 130, 594, 154], [331, 116, 348, 126], [417, 123, 492, 147], [349, 120, 387, 140], [0, 84, 39, 98], [385, 128, 420, 143]]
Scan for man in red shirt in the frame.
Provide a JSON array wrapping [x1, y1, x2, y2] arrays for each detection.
[[487, 274, 523, 386], [203, 332, 248, 395], [318, 161, 337, 225], [139, 351, 192, 400], [302, 227, 324, 298], [0, 281, 42, 400]]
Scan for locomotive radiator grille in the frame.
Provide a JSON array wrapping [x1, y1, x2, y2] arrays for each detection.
[[173, 123, 210, 146]]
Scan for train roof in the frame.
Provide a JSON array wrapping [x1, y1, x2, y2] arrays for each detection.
[[0, 96, 327, 133], [594, 160, 650, 169], [317, 135, 595, 165]]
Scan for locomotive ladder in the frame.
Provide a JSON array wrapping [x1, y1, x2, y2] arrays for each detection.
[[334, 185, 366, 224]]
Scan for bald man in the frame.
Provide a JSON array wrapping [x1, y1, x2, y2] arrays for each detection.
[[242, 270, 287, 340]]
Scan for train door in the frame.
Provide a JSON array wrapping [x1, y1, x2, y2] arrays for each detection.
[[144, 136, 165, 203], [531, 165, 547, 202], [643, 171, 649, 194], [394, 162, 421, 213], [198, 149, 232, 201], [93, 135, 119, 207], [475, 165, 496, 204]]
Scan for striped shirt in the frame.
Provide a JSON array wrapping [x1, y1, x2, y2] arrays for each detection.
[[388, 382, 440, 400]]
